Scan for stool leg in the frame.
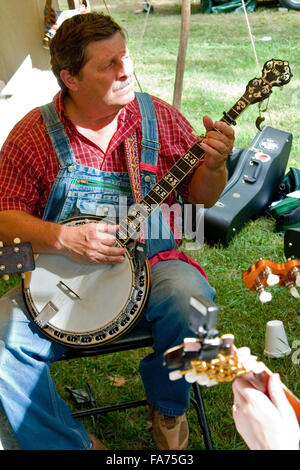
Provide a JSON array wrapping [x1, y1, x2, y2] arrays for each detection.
[[190, 383, 213, 450], [71, 399, 148, 419]]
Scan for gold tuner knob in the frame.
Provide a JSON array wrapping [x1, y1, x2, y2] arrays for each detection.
[[13, 238, 21, 244], [2, 274, 9, 281]]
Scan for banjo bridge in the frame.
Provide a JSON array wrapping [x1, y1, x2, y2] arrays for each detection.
[[58, 280, 82, 300]]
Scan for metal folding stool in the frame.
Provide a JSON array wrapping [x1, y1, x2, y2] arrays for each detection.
[[58, 329, 213, 450]]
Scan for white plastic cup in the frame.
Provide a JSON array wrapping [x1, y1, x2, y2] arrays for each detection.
[[264, 320, 291, 358]]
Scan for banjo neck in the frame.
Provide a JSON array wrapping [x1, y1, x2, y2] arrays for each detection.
[[116, 58, 293, 246], [117, 96, 250, 247]]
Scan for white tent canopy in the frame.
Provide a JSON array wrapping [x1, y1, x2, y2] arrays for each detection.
[[0, 0, 190, 146]]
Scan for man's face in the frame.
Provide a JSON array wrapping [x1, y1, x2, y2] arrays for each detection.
[[70, 32, 135, 113]]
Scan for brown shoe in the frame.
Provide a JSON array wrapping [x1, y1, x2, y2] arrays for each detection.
[[90, 434, 107, 450], [148, 405, 189, 450]]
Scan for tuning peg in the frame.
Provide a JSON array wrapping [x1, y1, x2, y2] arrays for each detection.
[[2, 274, 9, 281], [13, 238, 21, 253], [290, 267, 300, 288], [169, 370, 182, 381], [235, 347, 261, 373], [183, 337, 201, 352], [221, 334, 234, 356], [259, 290, 273, 303], [236, 346, 251, 357], [266, 273, 280, 287], [184, 370, 199, 383], [0, 241, 3, 248], [204, 377, 218, 387], [262, 266, 280, 287], [195, 373, 210, 386], [255, 282, 272, 303], [285, 282, 300, 299], [191, 373, 218, 387]]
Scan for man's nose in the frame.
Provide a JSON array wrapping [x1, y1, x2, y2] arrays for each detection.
[[116, 57, 133, 78]]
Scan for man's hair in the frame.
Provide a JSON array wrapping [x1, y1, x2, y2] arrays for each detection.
[[50, 12, 126, 92]]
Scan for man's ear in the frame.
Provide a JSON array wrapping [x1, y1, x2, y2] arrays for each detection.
[[59, 69, 79, 91]]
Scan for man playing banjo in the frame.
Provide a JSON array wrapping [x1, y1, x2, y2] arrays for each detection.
[[0, 12, 234, 450]]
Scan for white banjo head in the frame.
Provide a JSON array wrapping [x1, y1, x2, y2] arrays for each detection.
[[23, 217, 150, 348]]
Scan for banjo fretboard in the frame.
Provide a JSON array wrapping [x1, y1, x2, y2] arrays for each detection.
[[117, 95, 251, 245]]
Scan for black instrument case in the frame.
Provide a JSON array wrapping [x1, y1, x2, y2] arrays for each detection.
[[203, 126, 292, 246]]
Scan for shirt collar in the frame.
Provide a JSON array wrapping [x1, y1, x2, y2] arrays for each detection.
[[52, 91, 142, 155], [53, 91, 67, 122]]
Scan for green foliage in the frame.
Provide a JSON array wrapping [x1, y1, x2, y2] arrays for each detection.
[[2, 1, 300, 450]]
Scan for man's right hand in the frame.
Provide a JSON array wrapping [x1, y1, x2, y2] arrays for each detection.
[[0, 211, 125, 265], [58, 221, 126, 264]]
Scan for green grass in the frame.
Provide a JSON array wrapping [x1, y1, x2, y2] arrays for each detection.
[[1, 1, 300, 450]]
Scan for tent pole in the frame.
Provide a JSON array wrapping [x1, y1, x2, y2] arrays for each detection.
[[172, 0, 191, 110]]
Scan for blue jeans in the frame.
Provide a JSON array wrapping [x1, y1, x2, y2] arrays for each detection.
[[0, 260, 215, 449], [137, 260, 216, 416]]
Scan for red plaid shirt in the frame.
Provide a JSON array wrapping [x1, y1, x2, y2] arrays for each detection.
[[0, 92, 199, 218]]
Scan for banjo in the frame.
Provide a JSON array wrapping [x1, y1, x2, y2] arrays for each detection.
[[23, 59, 292, 348]]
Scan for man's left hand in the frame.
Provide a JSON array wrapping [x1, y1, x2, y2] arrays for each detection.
[[200, 116, 235, 171]]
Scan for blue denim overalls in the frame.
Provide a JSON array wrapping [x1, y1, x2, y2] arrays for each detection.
[[41, 92, 175, 259], [0, 93, 215, 449]]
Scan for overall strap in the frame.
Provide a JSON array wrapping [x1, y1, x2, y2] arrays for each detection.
[[135, 92, 160, 174], [124, 93, 160, 244], [40, 102, 76, 168], [125, 92, 160, 202]]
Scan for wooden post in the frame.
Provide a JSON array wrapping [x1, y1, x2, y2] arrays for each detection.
[[172, 0, 191, 110]]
